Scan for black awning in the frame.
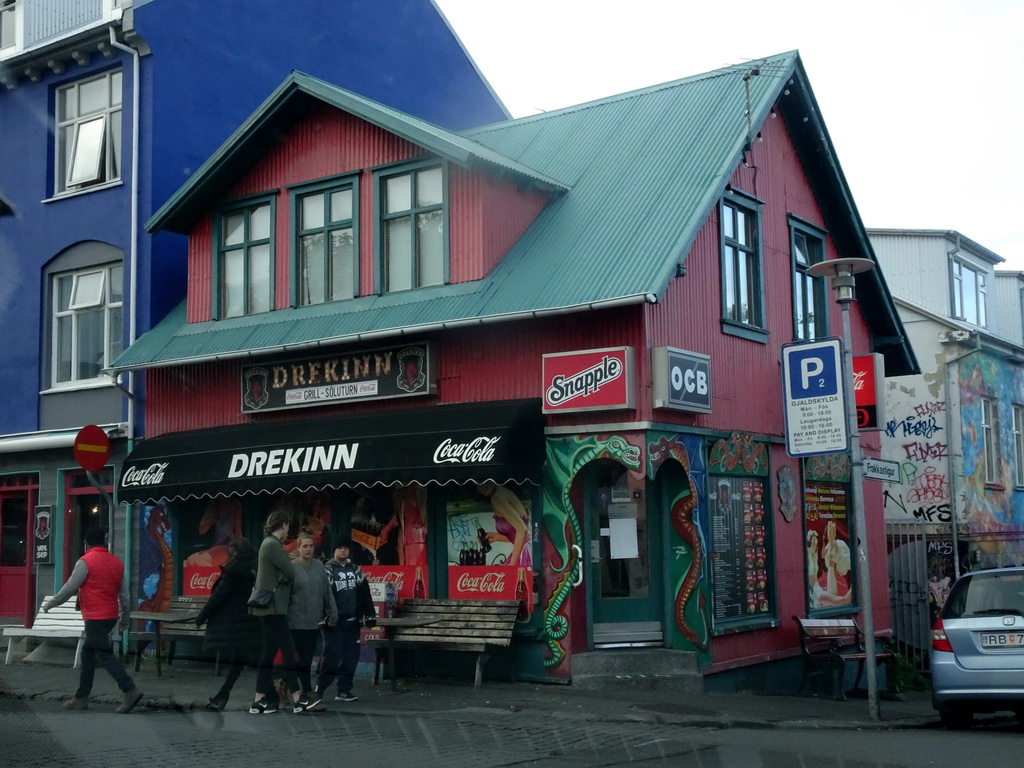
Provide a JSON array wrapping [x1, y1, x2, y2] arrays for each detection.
[[118, 399, 544, 504]]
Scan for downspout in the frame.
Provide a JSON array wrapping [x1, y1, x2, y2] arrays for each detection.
[[108, 26, 140, 630], [942, 332, 980, 579]]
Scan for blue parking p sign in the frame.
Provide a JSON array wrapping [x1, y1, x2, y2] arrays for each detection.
[[782, 338, 848, 456]]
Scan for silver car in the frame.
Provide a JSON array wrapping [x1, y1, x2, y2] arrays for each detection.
[[931, 566, 1024, 729]]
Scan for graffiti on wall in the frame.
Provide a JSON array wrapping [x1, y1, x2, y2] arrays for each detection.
[[882, 390, 952, 527]]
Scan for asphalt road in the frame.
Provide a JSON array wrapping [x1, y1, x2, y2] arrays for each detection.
[[3, 695, 1023, 768]]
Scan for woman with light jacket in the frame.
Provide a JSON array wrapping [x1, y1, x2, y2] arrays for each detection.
[[284, 531, 337, 710], [249, 510, 308, 714]]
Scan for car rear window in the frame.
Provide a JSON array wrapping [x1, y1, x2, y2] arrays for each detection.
[[942, 571, 1024, 619]]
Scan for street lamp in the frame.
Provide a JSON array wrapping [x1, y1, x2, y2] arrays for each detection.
[[807, 256, 880, 722]]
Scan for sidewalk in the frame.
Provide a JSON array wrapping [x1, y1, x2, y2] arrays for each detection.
[[0, 651, 941, 730]]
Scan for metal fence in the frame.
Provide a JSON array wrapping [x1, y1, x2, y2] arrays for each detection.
[[886, 522, 931, 673]]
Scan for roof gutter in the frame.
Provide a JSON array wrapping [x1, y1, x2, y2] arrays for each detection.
[[108, 292, 658, 373]]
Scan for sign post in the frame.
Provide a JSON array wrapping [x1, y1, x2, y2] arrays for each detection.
[[781, 338, 848, 457]]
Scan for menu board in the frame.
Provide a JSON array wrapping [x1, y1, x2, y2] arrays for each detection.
[[711, 476, 771, 622]]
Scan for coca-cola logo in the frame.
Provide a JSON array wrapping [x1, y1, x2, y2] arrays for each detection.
[[546, 355, 622, 406], [433, 436, 500, 465], [188, 572, 219, 591], [455, 572, 507, 594], [366, 572, 406, 591], [853, 369, 866, 391], [122, 462, 169, 487]]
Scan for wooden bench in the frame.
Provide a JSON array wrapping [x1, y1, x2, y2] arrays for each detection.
[[3, 596, 121, 668], [368, 598, 519, 689], [793, 615, 899, 700], [131, 595, 212, 674]]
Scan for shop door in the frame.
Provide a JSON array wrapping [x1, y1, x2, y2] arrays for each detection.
[[0, 494, 31, 620], [585, 460, 662, 646]]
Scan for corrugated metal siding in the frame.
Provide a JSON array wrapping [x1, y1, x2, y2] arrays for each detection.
[[869, 233, 951, 317], [186, 219, 213, 322], [993, 273, 1024, 347], [24, 0, 101, 48]]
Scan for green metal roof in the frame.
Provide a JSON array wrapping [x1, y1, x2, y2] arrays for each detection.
[[116, 52, 918, 376]]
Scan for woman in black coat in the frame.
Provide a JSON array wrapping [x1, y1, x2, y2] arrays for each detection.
[[194, 537, 262, 710]]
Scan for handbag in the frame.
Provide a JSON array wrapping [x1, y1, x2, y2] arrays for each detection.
[[247, 586, 277, 609]]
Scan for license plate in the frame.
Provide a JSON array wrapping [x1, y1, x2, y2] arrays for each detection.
[[981, 632, 1024, 648]]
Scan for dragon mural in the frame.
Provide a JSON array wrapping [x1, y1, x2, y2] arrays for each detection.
[[649, 434, 710, 652], [542, 434, 642, 669]]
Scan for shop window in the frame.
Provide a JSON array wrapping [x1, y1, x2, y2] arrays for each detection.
[[293, 177, 358, 306], [350, 485, 428, 602], [55, 70, 122, 195], [0, 495, 27, 567], [445, 481, 534, 608], [710, 476, 772, 622], [378, 163, 446, 293], [804, 480, 854, 611], [214, 198, 274, 318], [64, 470, 113, 572], [52, 262, 123, 385]]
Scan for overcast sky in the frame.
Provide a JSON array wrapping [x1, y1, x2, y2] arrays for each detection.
[[435, 0, 1024, 268]]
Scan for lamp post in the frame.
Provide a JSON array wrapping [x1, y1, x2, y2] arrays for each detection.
[[807, 256, 880, 722]]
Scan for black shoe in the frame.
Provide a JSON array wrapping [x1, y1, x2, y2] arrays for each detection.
[[207, 696, 227, 711], [335, 691, 358, 702], [248, 699, 278, 715], [292, 699, 311, 714]]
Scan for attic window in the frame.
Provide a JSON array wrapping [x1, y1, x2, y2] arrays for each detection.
[[379, 164, 446, 293]]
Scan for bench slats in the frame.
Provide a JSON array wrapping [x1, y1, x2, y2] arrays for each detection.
[[3, 596, 119, 668]]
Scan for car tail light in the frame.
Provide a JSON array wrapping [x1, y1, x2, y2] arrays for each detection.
[[932, 617, 953, 652]]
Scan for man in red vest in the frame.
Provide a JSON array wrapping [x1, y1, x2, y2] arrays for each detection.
[[44, 527, 143, 713]]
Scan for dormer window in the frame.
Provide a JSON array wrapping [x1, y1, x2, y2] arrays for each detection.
[[215, 198, 274, 318], [0, 1, 15, 51], [951, 258, 986, 327], [378, 163, 445, 293], [293, 176, 358, 306]]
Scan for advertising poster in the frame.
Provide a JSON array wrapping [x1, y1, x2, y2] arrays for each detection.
[[805, 481, 854, 610], [352, 484, 428, 603], [445, 482, 533, 610]]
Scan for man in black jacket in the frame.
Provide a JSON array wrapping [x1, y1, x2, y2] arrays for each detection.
[[315, 535, 376, 702]]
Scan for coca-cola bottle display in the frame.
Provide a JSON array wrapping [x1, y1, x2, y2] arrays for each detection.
[[384, 581, 398, 618], [515, 567, 529, 621], [413, 566, 425, 599]]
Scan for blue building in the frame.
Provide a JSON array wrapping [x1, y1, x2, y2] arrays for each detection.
[[0, 0, 506, 624]]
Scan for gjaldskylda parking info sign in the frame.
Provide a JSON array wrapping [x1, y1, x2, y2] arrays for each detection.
[[781, 338, 849, 457]]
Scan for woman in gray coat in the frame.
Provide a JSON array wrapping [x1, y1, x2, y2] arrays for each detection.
[[285, 532, 337, 710], [249, 510, 307, 714]]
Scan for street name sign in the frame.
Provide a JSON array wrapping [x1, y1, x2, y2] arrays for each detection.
[[782, 338, 849, 457], [863, 457, 900, 482]]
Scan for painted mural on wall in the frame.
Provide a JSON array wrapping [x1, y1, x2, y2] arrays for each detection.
[[958, 357, 1024, 567], [542, 434, 642, 674], [137, 501, 173, 613], [649, 432, 710, 659]]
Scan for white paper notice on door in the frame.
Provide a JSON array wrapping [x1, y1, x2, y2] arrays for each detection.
[[608, 511, 639, 560]]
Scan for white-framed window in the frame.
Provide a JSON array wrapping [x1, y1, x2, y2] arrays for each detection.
[[294, 178, 358, 306], [379, 164, 445, 293], [790, 218, 828, 340], [951, 258, 987, 327], [721, 193, 764, 338], [981, 396, 998, 484], [216, 199, 274, 318], [1014, 404, 1024, 487], [53, 264, 123, 385], [55, 70, 122, 195], [0, 1, 16, 51]]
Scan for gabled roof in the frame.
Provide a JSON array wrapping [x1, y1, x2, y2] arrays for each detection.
[[147, 71, 567, 235], [118, 52, 918, 376]]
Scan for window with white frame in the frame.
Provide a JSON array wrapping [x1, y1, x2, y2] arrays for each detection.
[[55, 70, 122, 195], [0, 1, 15, 51], [951, 258, 987, 327], [216, 199, 273, 318], [380, 164, 444, 293], [981, 396, 998, 484], [721, 193, 764, 336], [1014, 404, 1024, 487], [790, 219, 827, 340], [295, 179, 357, 306], [53, 263, 123, 385]]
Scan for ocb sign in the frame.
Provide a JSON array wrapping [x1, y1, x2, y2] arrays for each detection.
[[652, 347, 712, 413]]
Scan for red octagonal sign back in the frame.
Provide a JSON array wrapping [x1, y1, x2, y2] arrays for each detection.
[[74, 425, 111, 473]]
